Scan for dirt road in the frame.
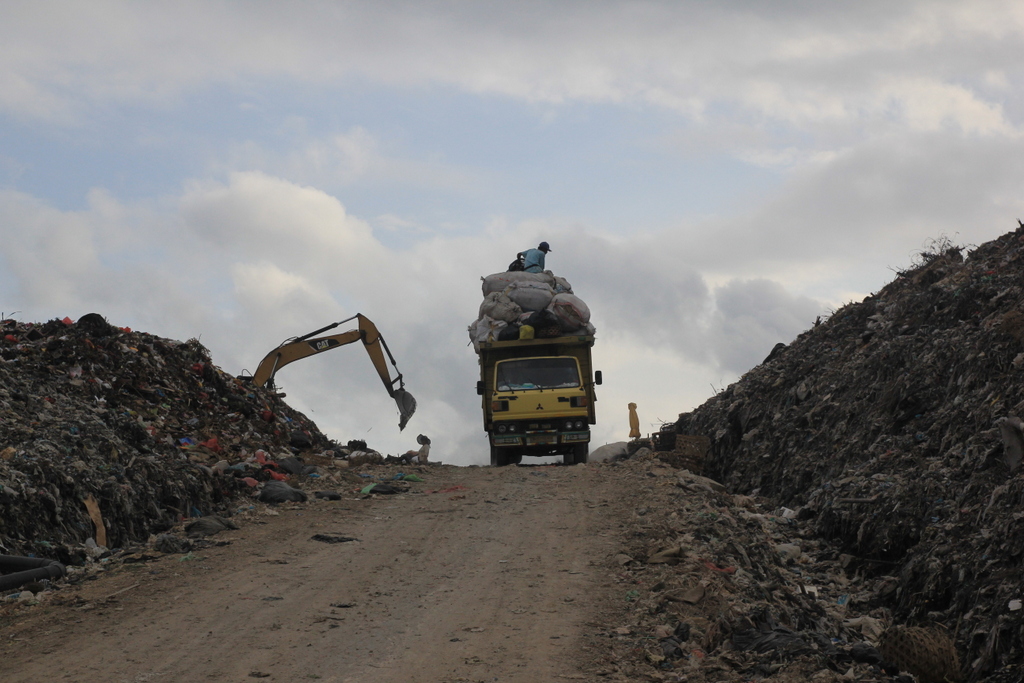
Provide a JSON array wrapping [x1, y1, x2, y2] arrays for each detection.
[[1, 464, 632, 683]]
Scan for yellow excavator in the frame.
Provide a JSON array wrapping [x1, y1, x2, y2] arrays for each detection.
[[251, 314, 417, 431]]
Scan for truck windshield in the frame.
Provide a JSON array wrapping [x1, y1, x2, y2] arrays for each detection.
[[495, 358, 581, 391]]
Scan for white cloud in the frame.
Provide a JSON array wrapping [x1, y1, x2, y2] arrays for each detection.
[[3, 1, 1022, 144], [0, 173, 835, 465], [983, 70, 1011, 90], [4, 0, 1024, 466], [221, 127, 479, 194], [179, 171, 386, 275], [0, 189, 106, 306], [708, 278, 822, 373], [679, 132, 1024, 298], [880, 78, 1016, 135], [737, 146, 844, 170], [372, 213, 432, 237], [231, 261, 343, 325]]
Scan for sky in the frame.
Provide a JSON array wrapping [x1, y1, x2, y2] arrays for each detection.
[[3, 1, 1024, 465]]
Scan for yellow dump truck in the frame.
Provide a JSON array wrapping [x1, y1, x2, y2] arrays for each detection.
[[477, 334, 600, 466]]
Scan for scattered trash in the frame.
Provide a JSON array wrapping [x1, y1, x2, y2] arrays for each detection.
[[428, 485, 468, 495], [310, 534, 359, 544], [662, 225, 1024, 678], [647, 546, 683, 565], [878, 625, 960, 683], [701, 559, 736, 574], [732, 609, 824, 657], [359, 483, 402, 495], [153, 534, 192, 554], [258, 481, 308, 504], [598, 435, 939, 681], [82, 495, 107, 548], [774, 543, 802, 563], [184, 516, 239, 539], [0, 555, 66, 592], [589, 442, 629, 463], [0, 314, 334, 562], [664, 584, 704, 604], [276, 456, 316, 476]]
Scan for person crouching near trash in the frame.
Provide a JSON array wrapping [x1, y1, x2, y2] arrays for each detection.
[[403, 435, 431, 464], [522, 242, 551, 273]]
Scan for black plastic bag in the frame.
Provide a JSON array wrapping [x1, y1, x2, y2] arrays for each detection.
[[258, 481, 308, 504], [497, 324, 521, 341]]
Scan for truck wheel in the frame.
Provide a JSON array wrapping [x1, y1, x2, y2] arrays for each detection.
[[490, 446, 510, 467], [572, 443, 588, 464]]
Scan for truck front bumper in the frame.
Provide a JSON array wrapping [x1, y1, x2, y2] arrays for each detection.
[[491, 430, 589, 447]]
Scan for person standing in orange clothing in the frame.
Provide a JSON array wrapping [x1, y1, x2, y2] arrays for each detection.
[[628, 402, 641, 439]]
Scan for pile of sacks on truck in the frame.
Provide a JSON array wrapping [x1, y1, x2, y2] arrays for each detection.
[[468, 270, 595, 351]]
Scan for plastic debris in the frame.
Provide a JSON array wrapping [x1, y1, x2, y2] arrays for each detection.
[[0, 314, 334, 562], [660, 226, 1024, 678]]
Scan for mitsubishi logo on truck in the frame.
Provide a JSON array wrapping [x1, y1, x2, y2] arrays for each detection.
[[536, 403, 543, 410]]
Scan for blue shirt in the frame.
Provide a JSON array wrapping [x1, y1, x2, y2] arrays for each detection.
[[522, 248, 546, 273]]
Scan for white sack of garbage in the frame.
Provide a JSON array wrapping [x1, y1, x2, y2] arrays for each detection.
[[481, 271, 555, 296], [479, 291, 523, 323], [547, 293, 591, 331]]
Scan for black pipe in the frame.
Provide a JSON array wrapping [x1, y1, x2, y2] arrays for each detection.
[[0, 555, 66, 592]]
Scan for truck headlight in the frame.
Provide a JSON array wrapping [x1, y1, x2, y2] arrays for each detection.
[[497, 424, 508, 433], [574, 420, 585, 430], [564, 420, 574, 430]]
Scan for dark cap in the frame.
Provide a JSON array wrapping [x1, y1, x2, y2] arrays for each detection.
[[539, 241, 551, 252]]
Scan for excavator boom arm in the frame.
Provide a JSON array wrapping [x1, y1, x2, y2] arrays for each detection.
[[251, 314, 416, 430], [252, 328, 362, 388]]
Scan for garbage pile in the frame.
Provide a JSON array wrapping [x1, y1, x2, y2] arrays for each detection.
[[468, 270, 595, 351], [597, 451, 964, 683], [666, 226, 1024, 681], [0, 314, 336, 563]]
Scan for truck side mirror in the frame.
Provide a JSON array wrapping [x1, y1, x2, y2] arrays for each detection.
[[595, 371, 603, 385], [476, 381, 484, 395]]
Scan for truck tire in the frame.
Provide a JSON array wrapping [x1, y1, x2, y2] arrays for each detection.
[[490, 445, 510, 467], [572, 443, 588, 464]]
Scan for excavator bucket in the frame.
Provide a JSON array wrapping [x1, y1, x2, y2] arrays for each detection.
[[394, 388, 417, 431]]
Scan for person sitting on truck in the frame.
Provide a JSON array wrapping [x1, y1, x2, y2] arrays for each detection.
[[522, 242, 551, 273]]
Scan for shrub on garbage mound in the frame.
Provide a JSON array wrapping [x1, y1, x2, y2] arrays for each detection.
[[0, 316, 330, 562], [671, 226, 1024, 680]]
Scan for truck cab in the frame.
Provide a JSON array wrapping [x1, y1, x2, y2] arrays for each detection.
[[477, 335, 600, 466]]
